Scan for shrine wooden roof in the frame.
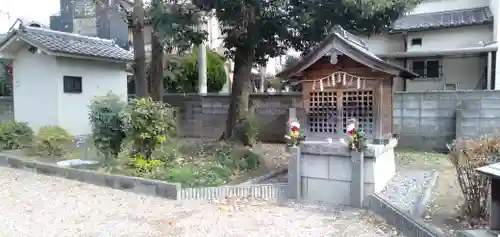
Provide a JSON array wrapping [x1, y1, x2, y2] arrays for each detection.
[[276, 25, 418, 79]]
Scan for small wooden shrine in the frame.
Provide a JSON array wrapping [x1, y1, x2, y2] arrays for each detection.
[[277, 26, 417, 142]]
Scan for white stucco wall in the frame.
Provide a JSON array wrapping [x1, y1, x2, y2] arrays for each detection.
[[13, 49, 59, 131], [409, 0, 489, 14], [405, 56, 485, 91], [56, 58, 128, 136], [362, 34, 404, 55], [407, 26, 493, 51], [490, 0, 500, 90], [12, 48, 128, 136], [363, 25, 492, 55]]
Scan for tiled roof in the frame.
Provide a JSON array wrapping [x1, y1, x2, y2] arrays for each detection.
[[275, 25, 417, 79], [0, 25, 133, 61], [392, 7, 493, 31]]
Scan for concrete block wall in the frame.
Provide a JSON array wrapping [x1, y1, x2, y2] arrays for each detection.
[[163, 93, 302, 142], [0, 90, 499, 151], [395, 91, 500, 151]]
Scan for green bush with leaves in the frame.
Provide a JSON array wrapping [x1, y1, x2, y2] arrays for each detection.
[[235, 110, 260, 146], [88, 93, 126, 163], [0, 120, 33, 149], [128, 154, 164, 173], [212, 144, 261, 172], [121, 97, 176, 160], [33, 126, 74, 157], [164, 48, 227, 93]]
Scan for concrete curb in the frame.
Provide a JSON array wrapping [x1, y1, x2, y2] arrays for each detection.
[[238, 167, 288, 185], [0, 154, 181, 200], [367, 194, 446, 237], [412, 170, 439, 218]]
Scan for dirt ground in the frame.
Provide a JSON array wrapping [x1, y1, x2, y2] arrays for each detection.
[[395, 149, 464, 236], [227, 142, 290, 184]]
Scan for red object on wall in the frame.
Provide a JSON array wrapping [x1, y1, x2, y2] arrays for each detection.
[[7, 64, 12, 85]]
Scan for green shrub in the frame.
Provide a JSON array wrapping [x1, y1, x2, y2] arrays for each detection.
[[163, 163, 231, 187], [88, 92, 126, 163], [235, 111, 260, 146], [213, 146, 261, 172], [0, 120, 33, 149], [128, 154, 164, 173], [121, 97, 176, 160], [164, 48, 227, 93], [33, 126, 74, 157]]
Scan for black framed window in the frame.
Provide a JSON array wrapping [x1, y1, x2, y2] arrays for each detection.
[[411, 59, 442, 79], [63, 76, 82, 93], [411, 38, 422, 46]]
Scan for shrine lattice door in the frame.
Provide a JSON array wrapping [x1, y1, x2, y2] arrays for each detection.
[[306, 89, 374, 136]]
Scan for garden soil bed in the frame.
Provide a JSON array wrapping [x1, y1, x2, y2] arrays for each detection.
[[1, 138, 291, 188], [395, 149, 465, 237]]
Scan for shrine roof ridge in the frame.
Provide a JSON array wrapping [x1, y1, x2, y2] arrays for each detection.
[[276, 25, 417, 80]]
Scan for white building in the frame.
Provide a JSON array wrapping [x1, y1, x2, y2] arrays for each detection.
[[362, 0, 499, 91], [0, 24, 132, 135]]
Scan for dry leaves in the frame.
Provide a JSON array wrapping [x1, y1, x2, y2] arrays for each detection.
[[209, 196, 272, 212]]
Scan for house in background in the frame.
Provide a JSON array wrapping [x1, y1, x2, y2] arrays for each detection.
[[362, 0, 499, 91], [50, 0, 129, 50], [0, 24, 132, 135]]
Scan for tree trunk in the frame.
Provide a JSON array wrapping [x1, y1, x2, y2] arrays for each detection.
[[149, 0, 164, 102], [132, 0, 148, 98], [223, 45, 254, 140]]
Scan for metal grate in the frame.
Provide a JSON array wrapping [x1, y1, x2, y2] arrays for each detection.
[[341, 90, 374, 134], [308, 91, 338, 133]]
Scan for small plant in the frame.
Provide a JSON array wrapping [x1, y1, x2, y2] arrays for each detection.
[[121, 97, 176, 160], [0, 120, 33, 149], [284, 119, 305, 147], [33, 126, 74, 157], [235, 110, 260, 146], [128, 154, 164, 173], [88, 92, 126, 164], [213, 144, 261, 171], [346, 118, 366, 152]]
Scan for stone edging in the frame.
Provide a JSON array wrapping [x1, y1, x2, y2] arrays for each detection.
[[367, 194, 446, 237], [412, 170, 439, 218], [0, 154, 181, 200], [238, 167, 288, 185], [0, 154, 289, 201]]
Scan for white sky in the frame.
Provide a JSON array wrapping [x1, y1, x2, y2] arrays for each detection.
[[0, 0, 59, 33]]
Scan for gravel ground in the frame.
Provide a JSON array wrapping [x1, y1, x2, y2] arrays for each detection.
[[379, 169, 435, 211], [0, 167, 402, 237]]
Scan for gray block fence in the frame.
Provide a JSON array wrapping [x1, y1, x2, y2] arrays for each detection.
[[395, 90, 500, 151], [2, 90, 500, 151]]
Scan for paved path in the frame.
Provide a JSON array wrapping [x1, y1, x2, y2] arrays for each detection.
[[0, 167, 400, 237]]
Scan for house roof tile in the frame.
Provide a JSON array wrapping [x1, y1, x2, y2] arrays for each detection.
[[0, 25, 133, 61], [392, 7, 493, 31]]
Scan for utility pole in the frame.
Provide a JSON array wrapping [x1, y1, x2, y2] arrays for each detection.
[[197, 15, 208, 94]]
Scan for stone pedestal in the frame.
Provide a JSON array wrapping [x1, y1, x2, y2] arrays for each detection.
[[287, 139, 397, 206]]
